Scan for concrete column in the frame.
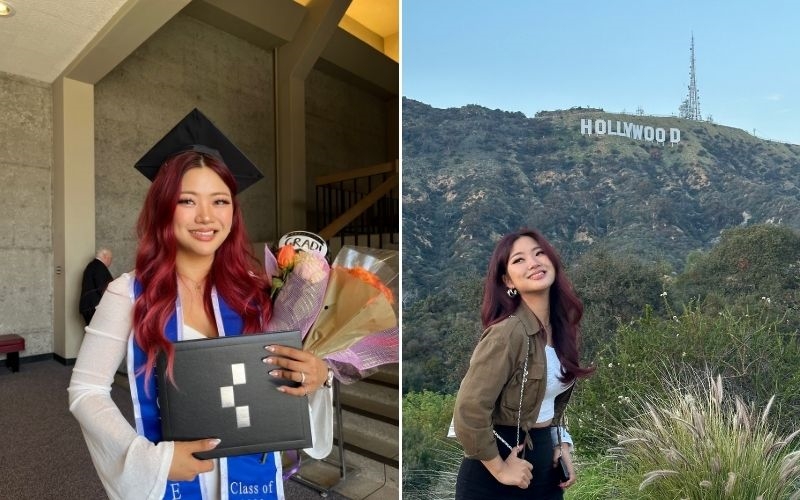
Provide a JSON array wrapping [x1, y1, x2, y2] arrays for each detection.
[[52, 78, 95, 362], [275, 0, 351, 233], [50, 0, 190, 362]]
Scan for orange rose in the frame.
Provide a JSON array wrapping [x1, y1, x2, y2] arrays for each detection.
[[276, 245, 296, 271]]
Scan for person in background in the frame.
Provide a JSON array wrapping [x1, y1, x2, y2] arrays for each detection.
[[68, 109, 334, 499], [79, 247, 114, 324], [453, 227, 594, 499]]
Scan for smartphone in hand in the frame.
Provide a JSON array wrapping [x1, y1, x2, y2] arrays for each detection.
[[557, 456, 570, 482]]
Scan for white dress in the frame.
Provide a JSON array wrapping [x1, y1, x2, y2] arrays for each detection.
[[68, 273, 333, 500]]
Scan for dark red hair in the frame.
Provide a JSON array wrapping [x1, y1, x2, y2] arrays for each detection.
[[481, 228, 594, 383], [133, 151, 271, 379]]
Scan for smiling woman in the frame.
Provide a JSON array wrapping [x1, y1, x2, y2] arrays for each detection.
[[451, 227, 595, 499], [67, 109, 334, 500]]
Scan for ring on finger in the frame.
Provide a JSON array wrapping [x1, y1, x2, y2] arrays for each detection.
[[300, 371, 306, 384]]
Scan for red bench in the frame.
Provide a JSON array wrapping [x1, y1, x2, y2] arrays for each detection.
[[0, 334, 25, 372]]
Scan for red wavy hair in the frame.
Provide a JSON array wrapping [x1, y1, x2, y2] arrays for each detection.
[[133, 151, 271, 379], [481, 228, 594, 383]]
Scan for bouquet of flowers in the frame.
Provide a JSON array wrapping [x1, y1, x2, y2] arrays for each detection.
[[265, 237, 398, 384], [305, 245, 398, 383], [264, 239, 330, 337]]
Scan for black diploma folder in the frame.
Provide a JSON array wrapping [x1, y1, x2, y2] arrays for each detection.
[[156, 330, 312, 459]]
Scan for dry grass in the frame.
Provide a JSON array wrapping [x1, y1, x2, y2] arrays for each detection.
[[610, 371, 800, 498]]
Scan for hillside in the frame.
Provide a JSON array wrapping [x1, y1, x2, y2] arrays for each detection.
[[402, 98, 800, 303], [402, 98, 800, 392]]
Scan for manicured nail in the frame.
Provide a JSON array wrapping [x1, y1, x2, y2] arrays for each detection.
[[209, 439, 221, 447], [276, 387, 286, 392], [268, 370, 278, 376], [265, 345, 276, 352]]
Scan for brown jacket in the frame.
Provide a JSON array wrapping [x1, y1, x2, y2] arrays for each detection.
[[453, 303, 573, 461]]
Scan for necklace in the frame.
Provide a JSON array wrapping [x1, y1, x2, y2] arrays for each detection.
[[178, 274, 205, 293]]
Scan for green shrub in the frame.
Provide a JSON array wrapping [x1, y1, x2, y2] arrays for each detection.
[[569, 300, 800, 458], [402, 391, 458, 491], [570, 247, 670, 359], [673, 224, 800, 333], [563, 456, 627, 499]]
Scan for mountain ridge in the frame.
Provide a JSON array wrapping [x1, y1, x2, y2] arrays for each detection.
[[402, 97, 800, 304]]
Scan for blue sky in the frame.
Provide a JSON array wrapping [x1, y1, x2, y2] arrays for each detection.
[[402, 1, 800, 145]]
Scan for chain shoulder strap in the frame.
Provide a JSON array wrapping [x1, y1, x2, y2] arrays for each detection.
[[494, 334, 531, 452]]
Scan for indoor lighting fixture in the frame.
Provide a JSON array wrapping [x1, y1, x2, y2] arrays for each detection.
[[0, 1, 15, 17]]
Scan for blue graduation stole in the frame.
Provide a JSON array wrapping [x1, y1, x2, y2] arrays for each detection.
[[128, 280, 282, 500]]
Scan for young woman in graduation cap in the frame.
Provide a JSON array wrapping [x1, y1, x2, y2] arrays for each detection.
[[68, 109, 333, 500]]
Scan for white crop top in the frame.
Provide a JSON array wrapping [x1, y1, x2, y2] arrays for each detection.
[[181, 324, 207, 340], [535, 345, 573, 423]]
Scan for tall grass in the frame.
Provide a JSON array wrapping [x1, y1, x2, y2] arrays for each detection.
[[609, 371, 800, 499], [402, 438, 462, 500]]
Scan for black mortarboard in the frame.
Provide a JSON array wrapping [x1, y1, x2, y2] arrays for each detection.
[[134, 108, 263, 193]]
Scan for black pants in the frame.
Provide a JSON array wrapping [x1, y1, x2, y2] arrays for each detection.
[[455, 425, 564, 500]]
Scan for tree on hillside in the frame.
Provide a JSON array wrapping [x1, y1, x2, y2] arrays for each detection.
[[402, 273, 483, 394], [570, 248, 670, 359], [674, 224, 800, 311]]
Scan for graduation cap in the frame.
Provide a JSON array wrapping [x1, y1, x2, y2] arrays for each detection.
[[134, 108, 263, 193]]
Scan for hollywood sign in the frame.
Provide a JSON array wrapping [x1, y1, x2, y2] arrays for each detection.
[[580, 118, 681, 144]]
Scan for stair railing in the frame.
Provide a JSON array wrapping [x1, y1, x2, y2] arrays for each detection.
[[315, 160, 399, 249]]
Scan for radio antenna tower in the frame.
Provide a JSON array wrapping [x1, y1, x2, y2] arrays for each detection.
[[679, 33, 701, 120]]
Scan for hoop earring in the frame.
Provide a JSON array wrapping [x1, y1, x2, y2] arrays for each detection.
[[506, 288, 518, 298]]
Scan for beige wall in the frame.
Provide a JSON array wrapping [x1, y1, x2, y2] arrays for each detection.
[[0, 72, 54, 358], [306, 67, 391, 171]]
